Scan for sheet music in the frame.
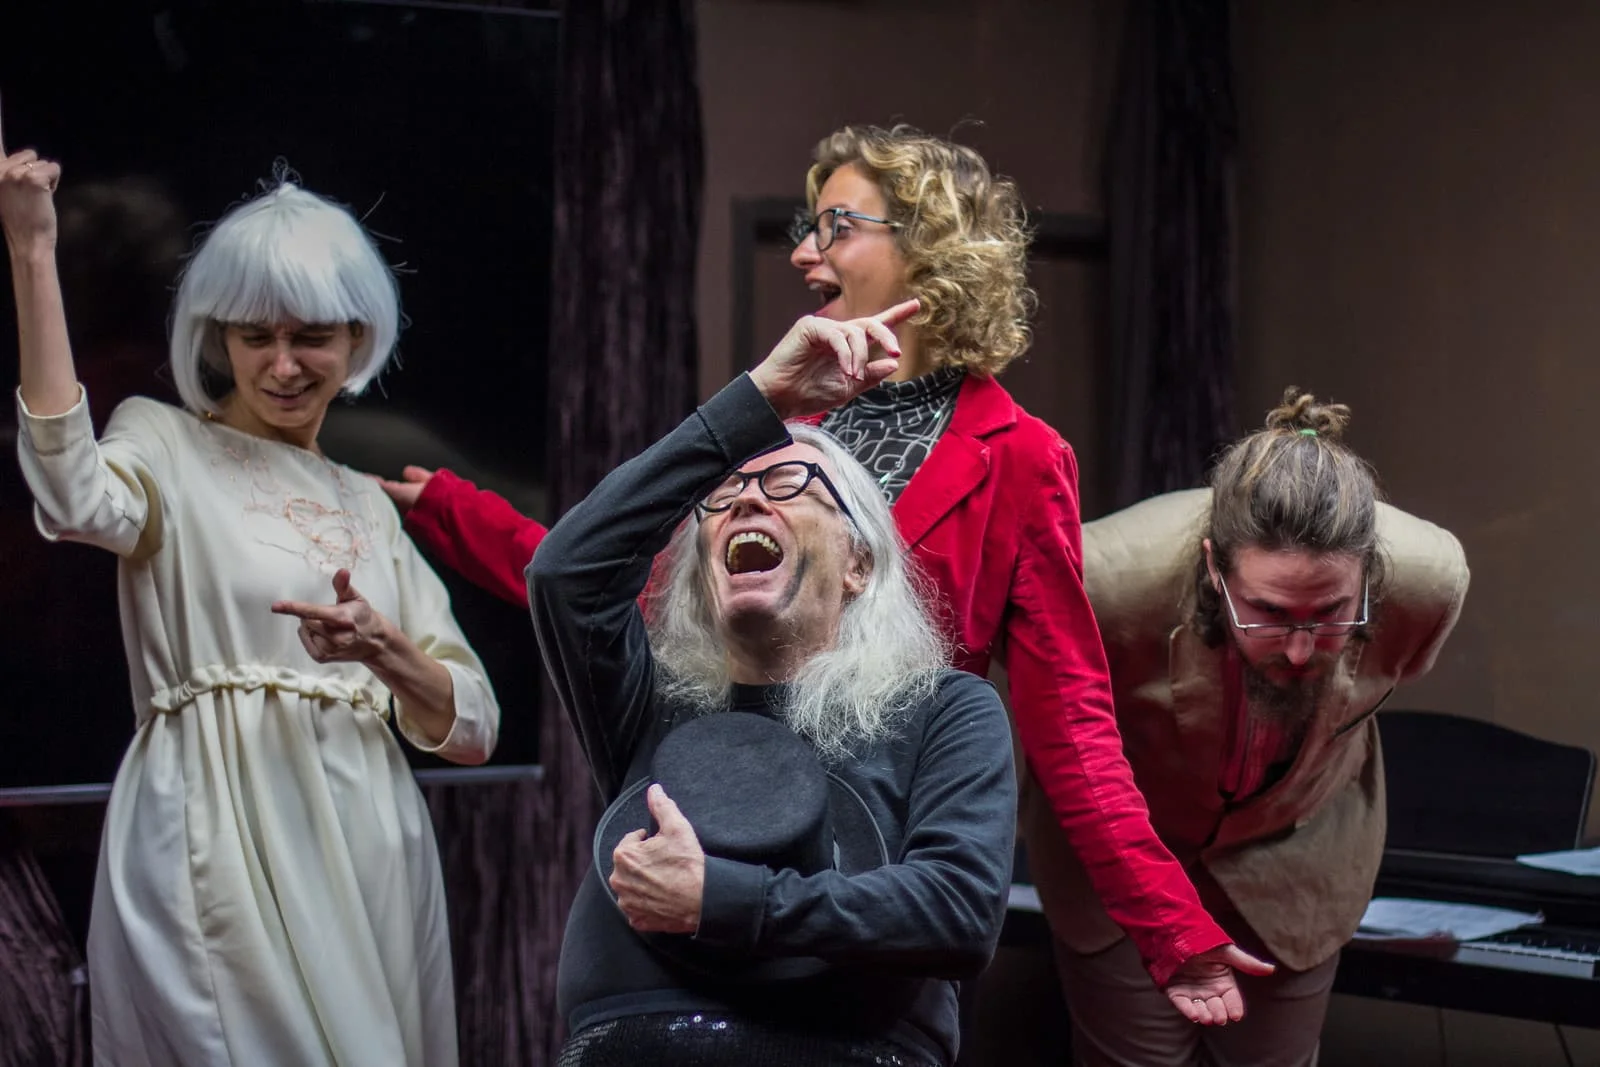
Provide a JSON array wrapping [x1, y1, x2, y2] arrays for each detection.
[[1517, 846, 1600, 877], [1355, 897, 1544, 942]]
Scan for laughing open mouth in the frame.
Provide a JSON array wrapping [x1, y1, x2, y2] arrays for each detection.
[[726, 531, 783, 574], [809, 281, 841, 306]]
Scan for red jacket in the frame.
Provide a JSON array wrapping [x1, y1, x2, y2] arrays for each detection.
[[402, 372, 1227, 984]]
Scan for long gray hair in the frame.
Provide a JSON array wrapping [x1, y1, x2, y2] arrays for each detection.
[[646, 422, 949, 761]]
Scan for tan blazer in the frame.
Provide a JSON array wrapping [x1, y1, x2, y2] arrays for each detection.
[[1020, 488, 1469, 971]]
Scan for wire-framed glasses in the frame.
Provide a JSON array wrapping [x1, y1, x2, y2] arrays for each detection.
[[1217, 574, 1370, 638], [788, 207, 902, 252], [696, 461, 856, 527]]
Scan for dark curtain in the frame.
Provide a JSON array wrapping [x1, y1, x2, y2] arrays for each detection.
[[426, 1, 703, 1064], [1105, 0, 1238, 508], [0, 816, 87, 1066]]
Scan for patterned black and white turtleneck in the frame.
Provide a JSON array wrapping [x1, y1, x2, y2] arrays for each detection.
[[821, 366, 965, 505]]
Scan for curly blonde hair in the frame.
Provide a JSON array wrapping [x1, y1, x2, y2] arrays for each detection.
[[805, 124, 1036, 375]]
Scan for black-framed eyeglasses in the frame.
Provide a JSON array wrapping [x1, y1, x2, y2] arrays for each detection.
[[696, 461, 856, 528], [1217, 574, 1370, 638], [788, 207, 902, 252]]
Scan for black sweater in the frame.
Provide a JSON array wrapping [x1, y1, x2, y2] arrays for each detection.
[[526, 374, 1017, 1066]]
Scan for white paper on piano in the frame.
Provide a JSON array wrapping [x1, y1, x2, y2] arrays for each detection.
[[1354, 897, 1544, 943], [1516, 845, 1600, 877]]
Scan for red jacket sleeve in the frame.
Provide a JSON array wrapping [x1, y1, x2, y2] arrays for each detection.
[[1006, 439, 1228, 986], [401, 468, 547, 608]]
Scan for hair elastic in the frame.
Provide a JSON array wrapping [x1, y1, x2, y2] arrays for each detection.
[[1298, 428, 1318, 437]]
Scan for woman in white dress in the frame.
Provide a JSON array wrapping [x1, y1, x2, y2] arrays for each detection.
[[0, 137, 499, 1066]]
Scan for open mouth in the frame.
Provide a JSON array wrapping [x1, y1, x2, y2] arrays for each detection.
[[726, 531, 783, 574], [264, 384, 314, 403], [808, 281, 842, 307]]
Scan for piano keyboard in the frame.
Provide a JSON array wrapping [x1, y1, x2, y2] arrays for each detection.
[[1455, 930, 1600, 979]]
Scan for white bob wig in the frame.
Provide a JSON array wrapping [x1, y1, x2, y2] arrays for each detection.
[[169, 181, 400, 415]]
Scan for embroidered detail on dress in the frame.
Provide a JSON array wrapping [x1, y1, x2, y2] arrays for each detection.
[[206, 430, 377, 574]]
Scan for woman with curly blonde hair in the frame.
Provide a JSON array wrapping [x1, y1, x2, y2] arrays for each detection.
[[799, 125, 1035, 378], [785, 124, 1269, 1020], [377, 125, 1271, 1033]]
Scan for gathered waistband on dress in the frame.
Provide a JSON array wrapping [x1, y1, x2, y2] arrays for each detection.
[[149, 663, 392, 717]]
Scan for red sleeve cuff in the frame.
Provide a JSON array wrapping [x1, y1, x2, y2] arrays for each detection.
[[1141, 920, 1234, 988], [402, 467, 468, 552]]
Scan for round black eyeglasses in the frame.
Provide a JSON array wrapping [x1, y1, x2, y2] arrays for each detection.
[[696, 461, 856, 528]]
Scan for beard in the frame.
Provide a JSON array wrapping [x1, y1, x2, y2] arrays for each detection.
[[1237, 643, 1335, 726]]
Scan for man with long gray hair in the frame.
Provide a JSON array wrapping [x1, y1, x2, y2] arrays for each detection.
[[528, 299, 1017, 1067]]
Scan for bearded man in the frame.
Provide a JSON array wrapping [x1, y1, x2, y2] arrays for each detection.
[[1022, 389, 1470, 1067]]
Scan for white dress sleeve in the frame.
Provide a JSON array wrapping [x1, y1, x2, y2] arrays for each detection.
[[14, 388, 170, 560], [388, 518, 501, 765]]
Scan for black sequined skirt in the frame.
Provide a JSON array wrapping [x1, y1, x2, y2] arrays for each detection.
[[557, 1012, 940, 1067]]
